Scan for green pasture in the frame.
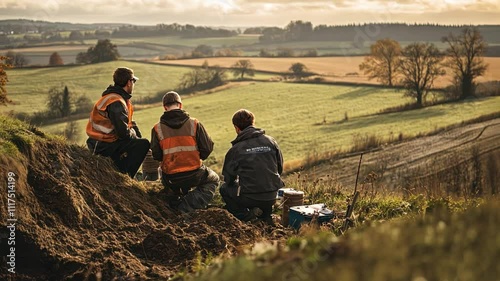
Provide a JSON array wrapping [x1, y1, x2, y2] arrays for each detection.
[[2, 61, 277, 114], [39, 81, 500, 171], [1, 61, 199, 113]]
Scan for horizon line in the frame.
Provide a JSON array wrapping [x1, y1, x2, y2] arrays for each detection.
[[1, 18, 500, 28]]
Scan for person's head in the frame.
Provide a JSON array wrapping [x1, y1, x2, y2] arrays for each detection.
[[162, 91, 182, 111], [232, 109, 255, 133], [113, 67, 138, 94]]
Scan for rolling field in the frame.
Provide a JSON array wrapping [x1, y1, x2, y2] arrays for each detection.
[[3, 35, 261, 64], [39, 81, 500, 171], [3, 61, 500, 171], [155, 56, 500, 88], [1, 61, 276, 114], [1, 61, 193, 113]]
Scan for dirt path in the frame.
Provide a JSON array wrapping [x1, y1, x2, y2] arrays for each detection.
[[298, 118, 500, 192]]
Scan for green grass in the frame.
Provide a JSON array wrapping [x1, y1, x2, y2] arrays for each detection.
[[38, 81, 500, 172], [187, 198, 497, 281], [0, 115, 58, 156], [1, 61, 195, 114], [1, 61, 278, 114], [40, 83, 412, 163]]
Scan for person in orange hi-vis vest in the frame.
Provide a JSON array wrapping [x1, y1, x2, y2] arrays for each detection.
[[151, 91, 219, 213], [86, 67, 150, 178]]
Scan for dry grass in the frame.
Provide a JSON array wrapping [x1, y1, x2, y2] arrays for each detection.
[[154, 56, 366, 76], [154, 56, 500, 88], [401, 148, 500, 199]]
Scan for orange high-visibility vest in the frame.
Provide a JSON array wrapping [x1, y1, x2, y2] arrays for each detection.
[[86, 93, 134, 143], [154, 118, 202, 174]]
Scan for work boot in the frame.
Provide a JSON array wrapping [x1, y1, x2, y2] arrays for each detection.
[[252, 207, 263, 217], [167, 196, 182, 210], [241, 207, 263, 222], [260, 216, 275, 226]]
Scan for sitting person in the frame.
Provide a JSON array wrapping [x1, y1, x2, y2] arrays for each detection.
[[220, 109, 285, 223], [86, 67, 150, 178], [151, 91, 219, 213]]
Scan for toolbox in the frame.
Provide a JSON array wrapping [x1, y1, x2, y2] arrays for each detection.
[[288, 204, 334, 229]]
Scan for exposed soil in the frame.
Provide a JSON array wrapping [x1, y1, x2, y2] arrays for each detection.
[[0, 118, 498, 280], [0, 140, 289, 280]]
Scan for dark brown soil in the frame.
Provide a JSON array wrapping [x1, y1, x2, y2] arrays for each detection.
[[0, 140, 289, 280]]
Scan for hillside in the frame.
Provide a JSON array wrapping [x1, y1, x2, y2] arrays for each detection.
[[295, 117, 500, 196], [0, 115, 499, 280], [0, 116, 287, 280]]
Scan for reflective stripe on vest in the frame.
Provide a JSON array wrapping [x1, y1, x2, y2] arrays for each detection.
[[154, 118, 201, 174], [86, 93, 133, 143]]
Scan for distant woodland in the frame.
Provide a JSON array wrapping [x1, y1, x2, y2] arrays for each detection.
[[1, 19, 499, 55]]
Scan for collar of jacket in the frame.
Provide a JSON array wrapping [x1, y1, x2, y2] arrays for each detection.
[[102, 85, 132, 100], [160, 109, 190, 129], [231, 126, 265, 145]]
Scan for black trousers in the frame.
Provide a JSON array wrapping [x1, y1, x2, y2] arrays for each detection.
[[87, 137, 150, 178], [219, 183, 275, 221]]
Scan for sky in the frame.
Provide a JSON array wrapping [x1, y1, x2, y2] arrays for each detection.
[[0, 0, 499, 27]]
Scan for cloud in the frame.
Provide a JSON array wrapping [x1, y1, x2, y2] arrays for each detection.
[[0, 0, 498, 26]]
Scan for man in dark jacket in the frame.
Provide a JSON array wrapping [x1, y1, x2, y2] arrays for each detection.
[[220, 109, 285, 223], [86, 67, 150, 178], [151, 91, 219, 213]]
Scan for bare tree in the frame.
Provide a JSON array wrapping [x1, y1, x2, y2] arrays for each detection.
[[5, 51, 29, 67], [177, 63, 226, 93], [399, 43, 445, 107], [442, 27, 488, 99], [359, 38, 402, 86], [47, 85, 72, 118], [231, 59, 255, 79]]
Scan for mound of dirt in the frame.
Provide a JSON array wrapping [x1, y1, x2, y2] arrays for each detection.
[[0, 135, 277, 280]]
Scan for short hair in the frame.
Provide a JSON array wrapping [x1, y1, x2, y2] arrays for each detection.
[[113, 67, 134, 87], [232, 109, 255, 130], [162, 91, 182, 106]]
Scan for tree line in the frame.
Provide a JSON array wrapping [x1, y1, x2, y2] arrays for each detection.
[[113, 24, 237, 38], [257, 21, 500, 45], [0, 23, 238, 47], [359, 27, 488, 106], [0, 30, 116, 46]]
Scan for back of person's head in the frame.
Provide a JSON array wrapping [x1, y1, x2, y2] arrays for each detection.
[[113, 67, 137, 87], [232, 109, 254, 130], [162, 91, 182, 107]]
